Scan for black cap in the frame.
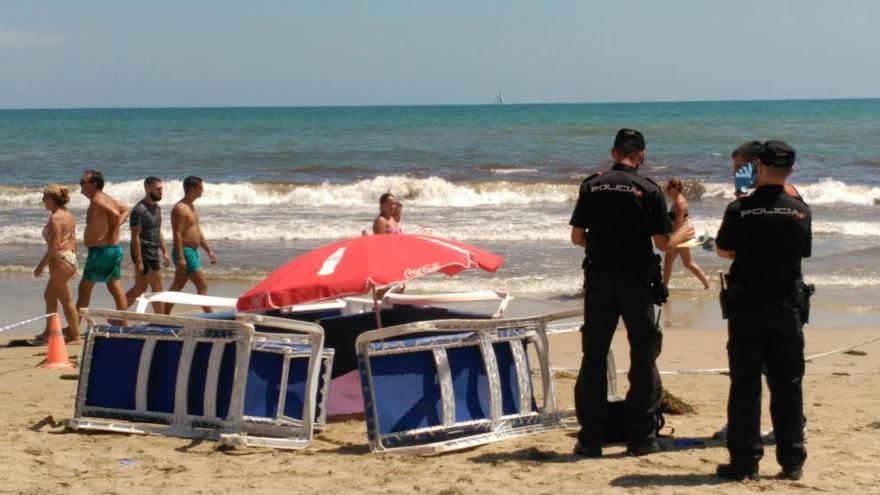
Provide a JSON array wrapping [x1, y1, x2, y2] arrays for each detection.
[[759, 140, 796, 167], [613, 128, 646, 151]]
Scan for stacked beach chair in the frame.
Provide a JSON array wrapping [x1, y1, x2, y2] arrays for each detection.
[[356, 310, 582, 454], [67, 308, 334, 449]]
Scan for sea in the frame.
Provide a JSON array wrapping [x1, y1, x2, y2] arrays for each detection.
[[1, 99, 879, 307]]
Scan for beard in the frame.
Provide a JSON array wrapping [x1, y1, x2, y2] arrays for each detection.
[[149, 191, 162, 202]]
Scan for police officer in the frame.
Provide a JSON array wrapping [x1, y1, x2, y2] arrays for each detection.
[[569, 128, 694, 457], [715, 140, 811, 481]]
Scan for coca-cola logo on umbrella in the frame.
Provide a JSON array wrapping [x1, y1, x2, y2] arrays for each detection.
[[404, 263, 441, 279]]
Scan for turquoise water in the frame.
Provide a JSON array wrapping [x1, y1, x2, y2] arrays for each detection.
[[1, 99, 879, 299], [2, 99, 879, 186]]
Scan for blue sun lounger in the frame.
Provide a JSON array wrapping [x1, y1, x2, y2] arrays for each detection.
[[67, 308, 333, 449], [356, 310, 582, 454]]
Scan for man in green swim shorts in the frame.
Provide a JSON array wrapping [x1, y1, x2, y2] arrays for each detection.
[[76, 170, 131, 316], [166, 176, 217, 314]]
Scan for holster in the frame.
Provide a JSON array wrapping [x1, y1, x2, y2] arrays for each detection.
[[719, 273, 731, 320], [797, 280, 816, 324], [649, 254, 668, 305]]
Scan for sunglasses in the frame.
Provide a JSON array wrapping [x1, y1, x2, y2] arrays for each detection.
[[79, 178, 92, 186]]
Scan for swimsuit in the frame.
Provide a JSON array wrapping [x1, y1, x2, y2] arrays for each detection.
[[54, 250, 79, 271], [386, 225, 402, 234], [42, 223, 78, 271], [173, 246, 202, 275], [83, 245, 124, 282]]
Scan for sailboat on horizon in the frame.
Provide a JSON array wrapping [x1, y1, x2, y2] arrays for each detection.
[[495, 91, 504, 106]]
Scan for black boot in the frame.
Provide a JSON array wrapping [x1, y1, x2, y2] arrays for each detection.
[[716, 463, 760, 481]]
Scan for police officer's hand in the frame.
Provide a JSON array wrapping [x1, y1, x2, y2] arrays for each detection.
[[670, 222, 696, 249]]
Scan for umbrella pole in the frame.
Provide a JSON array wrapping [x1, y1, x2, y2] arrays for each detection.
[[371, 285, 383, 329]]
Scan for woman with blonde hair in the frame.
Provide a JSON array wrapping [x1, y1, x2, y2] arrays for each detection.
[[663, 178, 710, 289], [34, 184, 80, 343]]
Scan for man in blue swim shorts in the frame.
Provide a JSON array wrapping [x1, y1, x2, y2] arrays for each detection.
[[76, 170, 131, 315], [166, 176, 217, 313]]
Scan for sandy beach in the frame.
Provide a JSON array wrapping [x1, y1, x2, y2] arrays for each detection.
[[1, 280, 879, 494]]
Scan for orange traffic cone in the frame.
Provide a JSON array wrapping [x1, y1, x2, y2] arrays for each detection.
[[44, 313, 73, 370]]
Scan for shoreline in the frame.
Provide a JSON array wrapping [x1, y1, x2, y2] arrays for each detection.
[[3, 270, 879, 337]]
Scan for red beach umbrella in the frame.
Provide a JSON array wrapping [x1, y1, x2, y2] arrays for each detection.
[[236, 234, 504, 313]]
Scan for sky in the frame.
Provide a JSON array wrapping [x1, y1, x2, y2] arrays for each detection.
[[1, 0, 879, 109]]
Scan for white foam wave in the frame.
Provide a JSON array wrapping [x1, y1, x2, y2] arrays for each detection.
[[699, 178, 880, 206], [805, 274, 880, 287], [490, 168, 540, 176], [795, 178, 880, 206], [814, 220, 880, 237], [4, 176, 878, 208], [699, 182, 732, 200], [0, 176, 578, 209]]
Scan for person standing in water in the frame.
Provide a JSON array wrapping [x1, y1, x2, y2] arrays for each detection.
[[372, 192, 401, 234], [34, 185, 80, 343], [166, 176, 216, 313], [662, 178, 710, 289]]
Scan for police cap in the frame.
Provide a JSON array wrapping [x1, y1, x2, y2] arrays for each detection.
[[760, 140, 796, 168], [613, 128, 646, 152]]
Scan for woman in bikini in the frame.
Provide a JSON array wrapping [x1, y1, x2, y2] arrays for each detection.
[[663, 179, 710, 289], [34, 185, 80, 343], [372, 192, 401, 234]]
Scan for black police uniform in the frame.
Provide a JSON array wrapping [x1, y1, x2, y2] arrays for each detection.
[[716, 184, 811, 473], [569, 163, 672, 451]]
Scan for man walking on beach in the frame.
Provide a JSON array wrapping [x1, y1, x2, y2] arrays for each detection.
[[165, 176, 216, 313], [125, 177, 170, 313], [569, 129, 693, 458], [76, 170, 131, 314], [715, 141, 812, 482]]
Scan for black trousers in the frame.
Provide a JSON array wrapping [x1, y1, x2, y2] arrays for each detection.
[[727, 303, 807, 471], [575, 268, 662, 447]]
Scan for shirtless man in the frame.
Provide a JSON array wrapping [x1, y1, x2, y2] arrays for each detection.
[[76, 170, 131, 314], [125, 177, 171, 313], [165, 176, 216, 313]]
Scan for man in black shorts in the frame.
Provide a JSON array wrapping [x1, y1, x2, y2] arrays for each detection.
[[125, 177, 170, 313], [715, 140, 812, 482]]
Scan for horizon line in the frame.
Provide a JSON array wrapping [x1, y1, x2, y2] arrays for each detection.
[[1, 96, 878, 112]]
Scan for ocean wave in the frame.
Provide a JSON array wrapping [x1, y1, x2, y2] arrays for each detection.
[[698, 178, 880, 205], [489, 168, 540, 176], [794, 178, 880, 206], [3, 176, 878, 208], [805, 274, 880, 287], [0, 176, 579, 209], [813, 220, 880, 237]]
